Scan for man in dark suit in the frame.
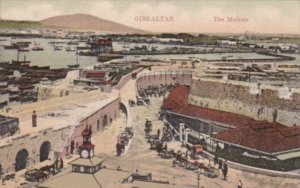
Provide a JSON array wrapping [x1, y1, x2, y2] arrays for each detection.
[[222, 160, 228, 180]]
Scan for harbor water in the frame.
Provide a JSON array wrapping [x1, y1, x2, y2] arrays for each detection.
[[0, 37, 299, 69]]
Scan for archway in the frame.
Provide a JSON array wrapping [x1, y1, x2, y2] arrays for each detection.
[[15, 149, 29, 171], [40, 141, 51, 162], [103, 115, 108, 127]]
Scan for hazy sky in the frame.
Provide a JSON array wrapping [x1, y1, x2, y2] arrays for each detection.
[[0, 0, 299, 34]]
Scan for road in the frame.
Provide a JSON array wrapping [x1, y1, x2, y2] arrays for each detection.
[[3, 77, 300, 188], [93, 78, 300, 188]]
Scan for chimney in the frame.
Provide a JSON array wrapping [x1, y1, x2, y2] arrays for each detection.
[[32, 110, 37, 127]]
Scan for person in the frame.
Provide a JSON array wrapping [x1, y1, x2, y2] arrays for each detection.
[[59, 158, 64, 169], [55, 158, 59, 170], [157, 128, 161, 138], [222, 160, 228, 180], [185, 149, 189, 158], [1, 173, 5, 185], [218, 159, 223, 170], [164, 143, 168, 151], [214, 155, 219, 165], [0, 164, 2, 180], [238, 179, 243, 188]]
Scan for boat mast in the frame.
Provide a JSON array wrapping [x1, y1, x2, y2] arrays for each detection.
[[76, 47, 78, 65]]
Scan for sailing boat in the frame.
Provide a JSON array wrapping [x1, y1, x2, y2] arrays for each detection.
[[67, 48, 80, 69], [66, 45, 76, 52], [32, 42, 44, 51], [53, 45, 63, 51]]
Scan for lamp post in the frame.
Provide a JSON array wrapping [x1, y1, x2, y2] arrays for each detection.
[[197, 168, 201, 188]]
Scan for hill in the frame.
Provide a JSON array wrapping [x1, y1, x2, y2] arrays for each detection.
[[40, 13, 147, 34], [0, 20, 45, 29]]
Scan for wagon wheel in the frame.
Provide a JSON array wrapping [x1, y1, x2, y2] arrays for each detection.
[[199, 167, 206, 174], [178, 161, 186, 167], [185, 162, 192, 169], [212, 168, 220, 177], [204, 168, 214, 177]]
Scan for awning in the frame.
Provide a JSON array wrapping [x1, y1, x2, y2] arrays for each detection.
[[277, 151, 300, 160], [242, 151, 260, 159]]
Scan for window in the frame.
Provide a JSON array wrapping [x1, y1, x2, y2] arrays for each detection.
[[73, 165, 80, 172], [80, 166, 84, 172], [84, 166, 90, 173]]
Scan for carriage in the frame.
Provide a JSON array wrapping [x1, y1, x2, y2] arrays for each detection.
[[149, 139, 163, 152], [124, 127, 134, 138], [159, 149, 174, 159], [136, 97, 145, 106], [162, 131, 172, 142], [25, 169, 49, 182], [116, 141, 125, 156], [172, 150, 220, 178]]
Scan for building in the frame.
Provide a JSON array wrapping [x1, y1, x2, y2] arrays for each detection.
[[161, 85, 300, 171], [88, 37, 113, 54], [0, 91, 120, 173], [38, 125, 180, 188], [0, 115, 19, 138], [73, 69, 112, 92]]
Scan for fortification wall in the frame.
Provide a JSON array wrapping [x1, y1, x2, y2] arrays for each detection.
[[67, 98, 120, 156], [112, 68, 144, 90], [0, 126, 69, 173], [136, 71, 193, 89], [190, 79, 300, 112], [0, 97, 120, 173], [189, 79, 300, 126]]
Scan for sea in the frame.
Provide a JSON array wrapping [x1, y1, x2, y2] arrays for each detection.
[[0, 37, 299, 69]]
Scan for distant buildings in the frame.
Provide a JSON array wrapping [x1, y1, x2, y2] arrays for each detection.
[[0, 115, 19, 138], [88, 37, 113, 54]]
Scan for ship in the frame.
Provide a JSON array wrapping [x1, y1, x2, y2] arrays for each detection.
[[67, 41, 79, 45], [53, 45, 63, 51], [97, 53, 124, 62], [67, 64, 80, 68], [67, 49, 80, 68], [32, 42, 44, 51], [66, 46, 76, 52], [32, 46, 44, 51], [3, 45, 18, 50], [18, 47, 30, 52]]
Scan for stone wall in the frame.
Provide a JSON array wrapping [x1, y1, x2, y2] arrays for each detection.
[[67, 98, 120, 156], [112, 68, 144, 90], [136, 71, 193, 89], [0, 98, 120, 173], [0, 126, 68, 173], [189, 79, 300, 126], [190, 79, 300, 111]]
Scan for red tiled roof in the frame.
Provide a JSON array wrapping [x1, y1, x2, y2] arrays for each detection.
[[162, 85, 300, 154], [161, 85, 189, 110], [85, 71, 106, 79], [213, 125, 300, 153]]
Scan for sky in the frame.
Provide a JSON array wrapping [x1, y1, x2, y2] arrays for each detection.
[[0, 0, 299, 34]]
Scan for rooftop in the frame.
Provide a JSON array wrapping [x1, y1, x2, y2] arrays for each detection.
[[69, 157, 105, 167], [162, 85, 300, 154], [38, 159, 131, 188], [0, 90, 119, 146]]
